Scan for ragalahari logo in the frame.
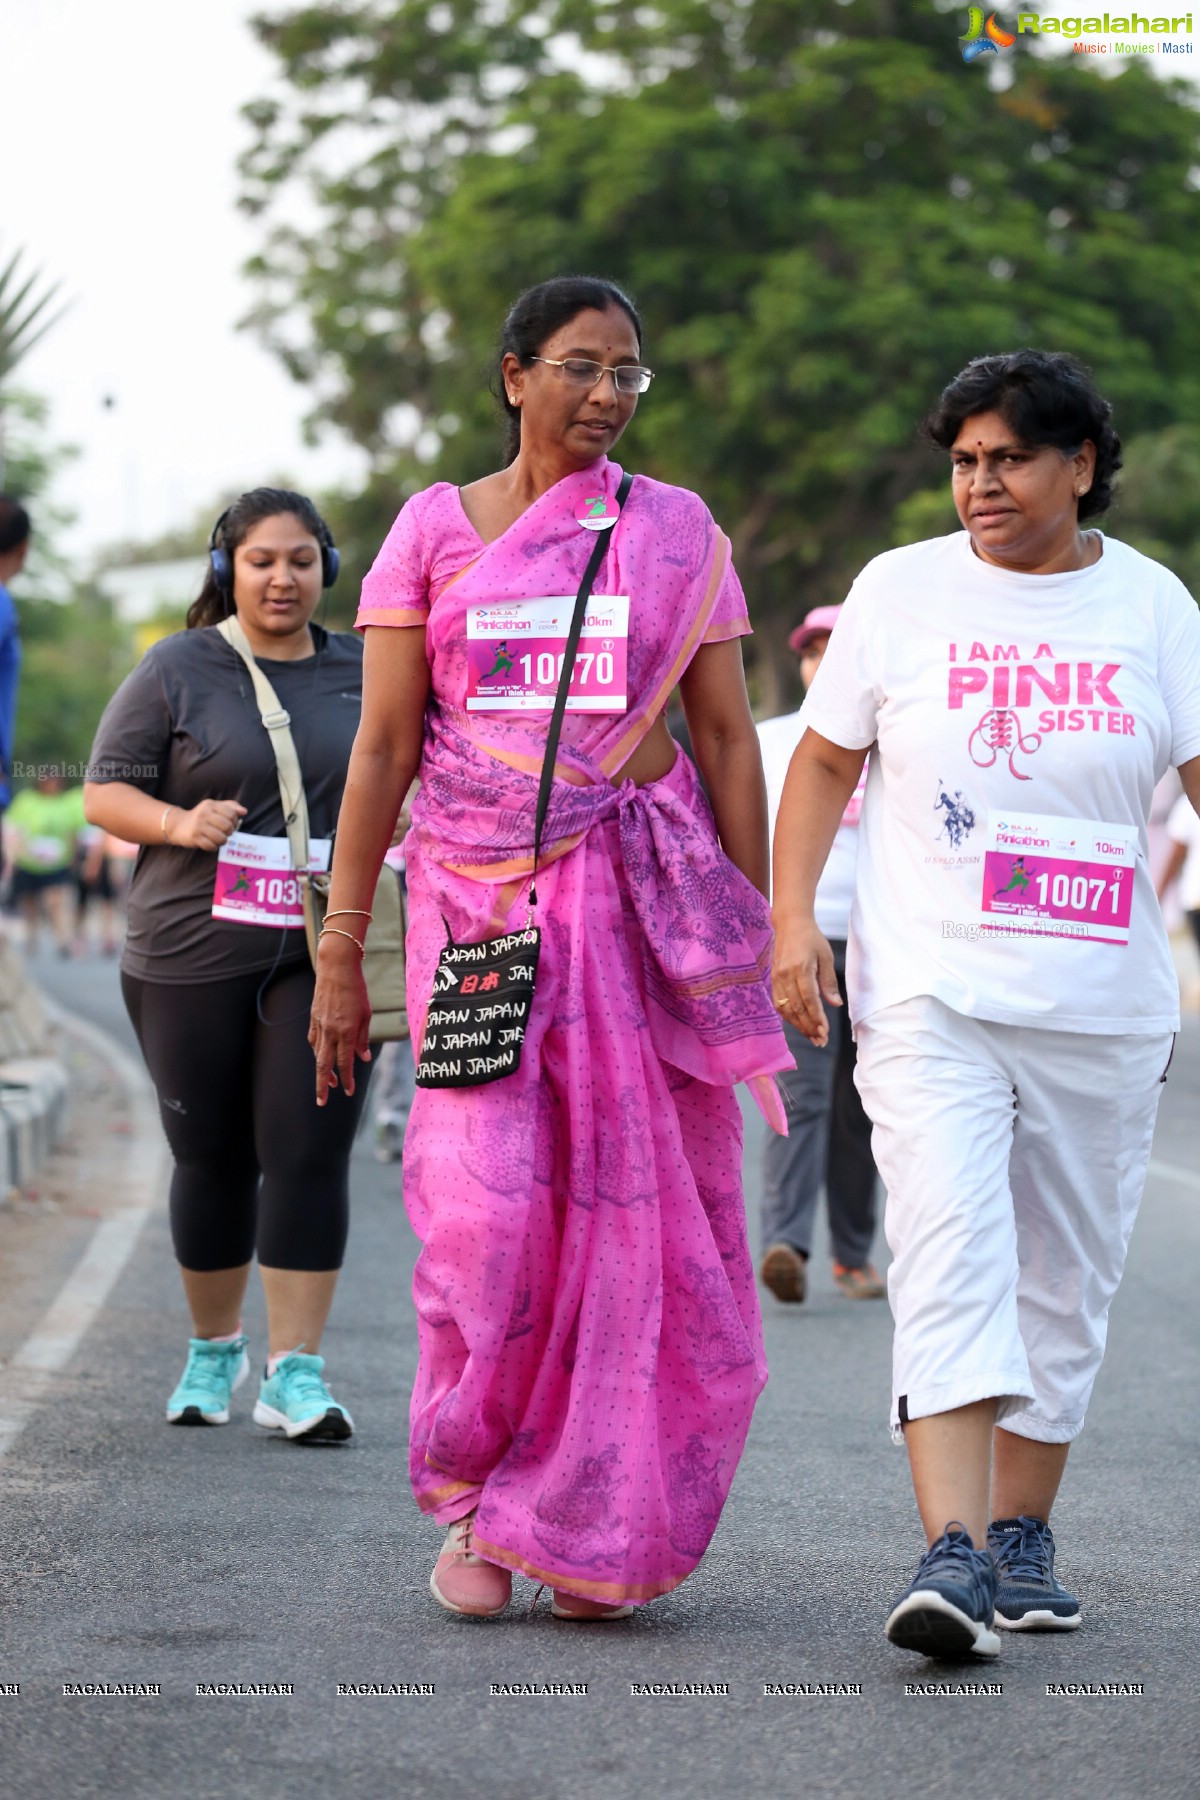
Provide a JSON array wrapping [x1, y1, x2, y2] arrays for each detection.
[[961, 7, 1018, 57]]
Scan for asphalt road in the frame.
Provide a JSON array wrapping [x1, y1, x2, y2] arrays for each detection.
[[2, 950, 1198, 1799]]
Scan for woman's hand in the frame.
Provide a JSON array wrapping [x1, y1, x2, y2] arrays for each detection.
[[309, 934, 373, 1105], [83, 781, 248, 851], [771, 913, 842, 1048], [166, 799, 247, 851]]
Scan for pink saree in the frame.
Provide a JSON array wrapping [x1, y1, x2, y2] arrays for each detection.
[[357, 460, 790, 1605]]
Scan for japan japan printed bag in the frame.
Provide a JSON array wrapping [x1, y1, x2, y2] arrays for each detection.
[[415, 470, 633, 1089]]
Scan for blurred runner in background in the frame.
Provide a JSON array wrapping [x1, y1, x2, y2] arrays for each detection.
[[756, 604, 882, 1306], [1157, 790, 1200, 964], [0, 498, 29, 861], [5, 772, 84, 955], [74, 823, 120, 955]]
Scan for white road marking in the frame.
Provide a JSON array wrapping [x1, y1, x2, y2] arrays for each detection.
[[0, 998, 164, 1461]]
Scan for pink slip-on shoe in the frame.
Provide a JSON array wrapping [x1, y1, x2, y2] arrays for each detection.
[[550, 1590, 634, 1621], [429, 1512, 512, 1618]]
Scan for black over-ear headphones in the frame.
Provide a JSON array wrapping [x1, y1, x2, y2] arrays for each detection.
[[209, 507, 341, 600]]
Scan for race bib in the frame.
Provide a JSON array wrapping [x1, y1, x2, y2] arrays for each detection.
[[465, 596, 630, 713], [30, 835, 66, 867], [212, 832, 331, 929], [980, 811, 1136, 947]]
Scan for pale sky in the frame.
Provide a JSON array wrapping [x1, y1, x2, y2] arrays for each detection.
[[2, 0, 366, 564], [2, 2, 1196, 569]]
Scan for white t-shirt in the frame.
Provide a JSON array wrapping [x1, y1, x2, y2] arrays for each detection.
[[758, 710, 863, 941], [799, 532, 1200, 1035], [1165, 792, 1200, 911]]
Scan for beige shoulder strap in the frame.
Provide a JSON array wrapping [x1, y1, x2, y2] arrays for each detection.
[[215, 615, 311, 877]]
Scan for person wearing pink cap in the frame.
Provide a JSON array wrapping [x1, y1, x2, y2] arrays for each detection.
[[756, 606, 883, 1305]]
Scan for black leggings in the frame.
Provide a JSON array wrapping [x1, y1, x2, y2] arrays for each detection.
[[122, 964, 371, 1272]]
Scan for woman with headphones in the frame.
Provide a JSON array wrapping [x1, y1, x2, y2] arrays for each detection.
[[84, 488, 370, 1440]]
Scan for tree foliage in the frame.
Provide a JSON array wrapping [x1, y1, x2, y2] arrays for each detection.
[[1114, 426, 1200, 597], [0, 246, 67, 389], [241, 0, 1200, 702], [0, 246, 69, 489], [15, 588, 128, 785]]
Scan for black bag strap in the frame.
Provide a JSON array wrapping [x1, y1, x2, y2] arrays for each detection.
[[529, 468, 634, 908]]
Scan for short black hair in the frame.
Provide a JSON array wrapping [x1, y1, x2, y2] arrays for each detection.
[[923, 350, 1122, 520], [0, 497, 32, 555], [496, 276, 643, 463]]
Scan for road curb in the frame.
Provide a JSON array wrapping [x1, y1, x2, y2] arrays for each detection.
[[0, 991, 165, 1461], [0, 937, 68, 1198], [0, 1054, 69, 1194]]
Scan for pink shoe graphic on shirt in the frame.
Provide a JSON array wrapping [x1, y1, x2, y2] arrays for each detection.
[[969, 708, 1042, 781]]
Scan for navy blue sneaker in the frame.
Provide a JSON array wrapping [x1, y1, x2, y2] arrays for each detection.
[[988, 1515, 1081, 1631], [886, 1523, 1000, 1658]]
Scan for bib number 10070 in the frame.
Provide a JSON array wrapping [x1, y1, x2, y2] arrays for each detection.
[[517, 648, 617, 688], [466, 595, 630, 713]]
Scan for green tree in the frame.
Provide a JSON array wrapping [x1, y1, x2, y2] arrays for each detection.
[[0, 246, 68, 489], [1111, 426, 1200, 597], [0, 389, 79, 600], [241, 0, 1200, 706], [1, 388, 127, 786], [14, 586, 128, 786]]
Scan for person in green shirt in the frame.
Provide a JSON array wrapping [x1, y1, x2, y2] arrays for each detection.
[[5, 774, 86, 954]]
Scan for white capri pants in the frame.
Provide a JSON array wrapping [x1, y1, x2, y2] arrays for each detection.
[[854, 996, 1173, 1444]]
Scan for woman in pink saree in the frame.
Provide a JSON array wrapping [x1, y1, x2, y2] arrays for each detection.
[[311, 277, 789, 1620]]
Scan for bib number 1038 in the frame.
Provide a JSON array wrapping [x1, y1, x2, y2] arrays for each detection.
[[212, 831, 331, 929]]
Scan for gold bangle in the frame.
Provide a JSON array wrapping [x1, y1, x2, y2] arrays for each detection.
[[161, 805, 178, 842], [324, 908, 373, 922], [318, 926, 365, 955]]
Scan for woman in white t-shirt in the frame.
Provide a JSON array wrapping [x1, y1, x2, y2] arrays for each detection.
[[771, 350, 1200, 1661]]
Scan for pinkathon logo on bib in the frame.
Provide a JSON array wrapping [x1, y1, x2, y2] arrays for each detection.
[[465, 596, 630, 713]]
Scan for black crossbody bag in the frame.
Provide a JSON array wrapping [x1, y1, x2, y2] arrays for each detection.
[[415, 470, 633, 1090]]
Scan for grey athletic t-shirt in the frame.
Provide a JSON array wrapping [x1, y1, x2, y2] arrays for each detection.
[[88, 624, 364, 983]]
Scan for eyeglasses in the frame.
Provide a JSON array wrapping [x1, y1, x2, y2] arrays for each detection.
[[530, 356, 654, 395]]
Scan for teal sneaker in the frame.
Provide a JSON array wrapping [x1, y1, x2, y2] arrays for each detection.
[[166, 1336, 250, 1426], [252, 1350, 353, 1442]]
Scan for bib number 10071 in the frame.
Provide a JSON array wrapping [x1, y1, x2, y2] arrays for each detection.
[[466, 595, 630, 713], [979, 811, 1136, 947], [1032, 870, 1123, 914]]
